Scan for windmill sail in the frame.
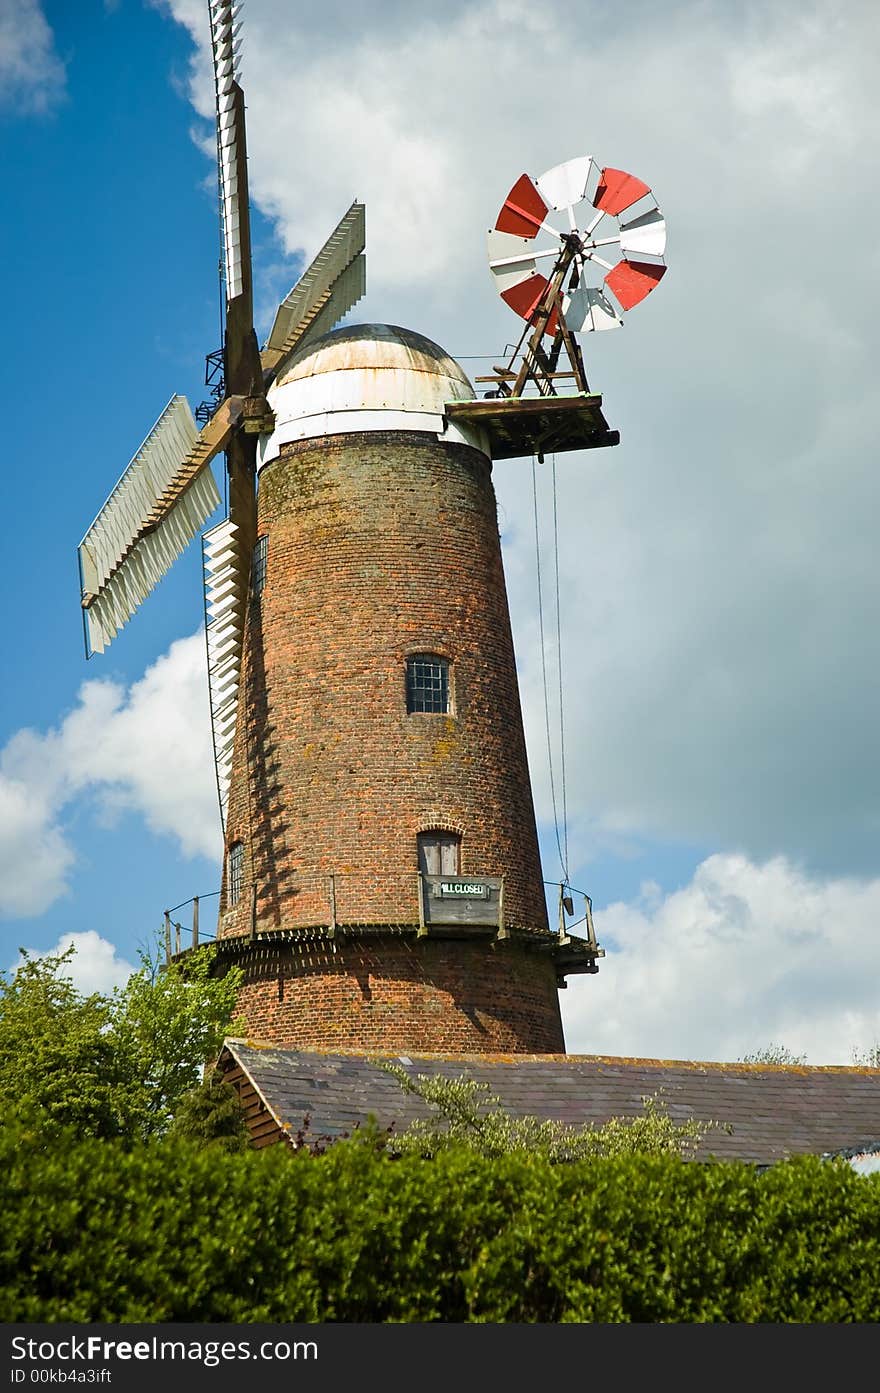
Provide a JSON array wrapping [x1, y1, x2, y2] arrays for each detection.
[[204, 0, 264, 830], [210, 0, 246, 305], [78, 396, 228, 656], [262, 202, 366, 378], [203, 519, 245, 829], [293, 252, 365, 352]]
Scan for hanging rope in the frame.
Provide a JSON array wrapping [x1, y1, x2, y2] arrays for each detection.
[[532, 456, 570, 883], [551, 455, 570, 881]]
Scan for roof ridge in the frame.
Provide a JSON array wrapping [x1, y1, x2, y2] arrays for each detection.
[[220, 1038, 880, 1075]]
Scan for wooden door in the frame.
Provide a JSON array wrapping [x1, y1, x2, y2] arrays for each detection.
[[417, 832, 460, 876]]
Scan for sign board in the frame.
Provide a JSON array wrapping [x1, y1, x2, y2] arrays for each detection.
[[421, 874, 503, 929], [435, 879, 491, 900]]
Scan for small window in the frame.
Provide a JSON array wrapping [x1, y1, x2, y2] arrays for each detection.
[[418, 832, 460, 876], [252, 535, 268, 597], [406, 655, 449, 713], [228, 841, 244, 907]]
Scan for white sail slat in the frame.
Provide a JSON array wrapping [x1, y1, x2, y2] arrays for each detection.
[[83, 455, 221, 656], [210, 0, 245, 301], [203, 518, 246, 829], [292, 254, 367, 357], [79, 396, 199, 597], [263, 202, 366, 370]]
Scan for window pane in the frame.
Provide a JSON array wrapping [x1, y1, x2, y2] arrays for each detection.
[[406, 655, 449, 713], [228, 841, 244, 906], [252, 535, 268, 597]]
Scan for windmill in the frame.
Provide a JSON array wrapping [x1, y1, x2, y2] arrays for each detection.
[[74, 6, 668, 1057], [76, 0, 365, 827]]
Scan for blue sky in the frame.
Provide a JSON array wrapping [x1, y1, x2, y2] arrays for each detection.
[[2, 0, 879, 1062], [2, 2, 239, 964]]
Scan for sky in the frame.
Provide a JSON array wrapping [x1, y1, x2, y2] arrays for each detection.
[[1, 0, 879, 1065]]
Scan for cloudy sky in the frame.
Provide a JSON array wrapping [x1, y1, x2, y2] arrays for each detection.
[[2, 0, 879, 1065]]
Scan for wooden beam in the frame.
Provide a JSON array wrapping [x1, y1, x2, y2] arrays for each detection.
[[511, 244, 576, 396], [475, 371, 577, 383]]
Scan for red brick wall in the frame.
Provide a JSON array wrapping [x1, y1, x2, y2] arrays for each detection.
[[226, 937, 565, 1054], [217, 429, 563, 1053]]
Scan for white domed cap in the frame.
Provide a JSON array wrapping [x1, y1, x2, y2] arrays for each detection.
[[257, 323, 489, 469]]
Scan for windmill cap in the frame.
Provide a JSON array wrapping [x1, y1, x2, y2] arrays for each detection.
[[257, 323, 489, 467]]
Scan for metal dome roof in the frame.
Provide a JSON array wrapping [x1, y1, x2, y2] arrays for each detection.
[[257, 323, 488, 467], [275, 323, 472, 386]]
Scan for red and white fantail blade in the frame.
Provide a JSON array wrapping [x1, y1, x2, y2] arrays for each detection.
[[619, 207, 666, 259], [487, 226, 562, 334], [495, 173, 552, 239], [498, 273, 559, 336], [487, 228, 561, 293], [594, 167, 651, 216], [562, 285, 623, 333], [604, 259, 666, 310], [536, 156, 597, 214]]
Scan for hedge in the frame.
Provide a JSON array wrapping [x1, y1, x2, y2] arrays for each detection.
[[2, 1125, 879, 1322]]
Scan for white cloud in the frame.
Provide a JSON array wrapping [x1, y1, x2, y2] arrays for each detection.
[[162, 0, 879, 306], [0, 633, 219, 919], [56, 635, 219, 857], [9, 930, 137, 996], [155, 0, 880, 878], [562, 852, 880, 1065], [0, 0, 65, 112], [0, 775, 73, 917]]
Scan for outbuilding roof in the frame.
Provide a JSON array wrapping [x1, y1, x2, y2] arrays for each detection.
[[218, 1040, 880, 1165]]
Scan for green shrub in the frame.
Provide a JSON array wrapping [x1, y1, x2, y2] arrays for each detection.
[[379, 1065, 716, 1160], [1, 1123, 878, 1323]]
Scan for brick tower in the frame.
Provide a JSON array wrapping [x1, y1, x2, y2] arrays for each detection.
[[212, 323, 596, 1053]]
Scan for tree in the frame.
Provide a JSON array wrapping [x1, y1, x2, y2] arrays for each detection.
[[0, 942, 245, 1142], [0, 947, 138, 1139], [169, 1067, 250, 1152], [738, 1044, 808, 1066], [740, 1043, 880, 1068], [111, 944, 246, 1137], [378, 1064, 719, 1161]]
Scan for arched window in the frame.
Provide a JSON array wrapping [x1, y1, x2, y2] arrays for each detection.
[[406, 654, 450, 713], [228, 840, 244, 907]]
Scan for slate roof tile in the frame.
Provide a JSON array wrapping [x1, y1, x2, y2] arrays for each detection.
[[222, 1040, 880, 1165]]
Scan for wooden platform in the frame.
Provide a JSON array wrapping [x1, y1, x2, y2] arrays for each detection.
[[446, 393, 619, 460]]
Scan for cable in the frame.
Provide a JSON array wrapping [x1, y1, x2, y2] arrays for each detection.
[[532, 457, 568, 881], [551, 455, 570, 882]]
